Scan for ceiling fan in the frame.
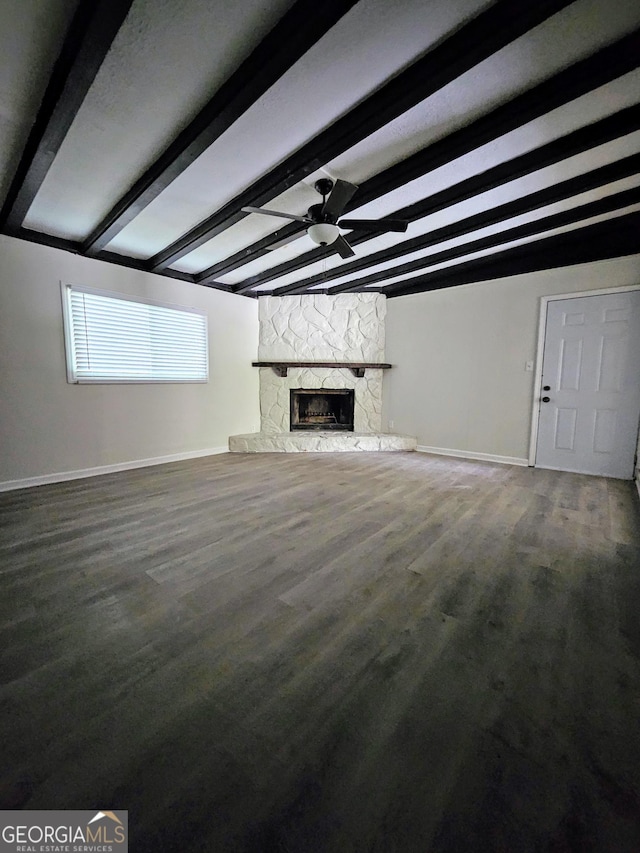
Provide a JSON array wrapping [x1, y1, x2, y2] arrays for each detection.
[[242, 178, 408, 258]]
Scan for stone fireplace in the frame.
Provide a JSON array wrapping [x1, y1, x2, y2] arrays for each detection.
[[257, 293, 385, 434], [228, 293, 416, 452]]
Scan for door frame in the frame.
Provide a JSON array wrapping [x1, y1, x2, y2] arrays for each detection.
[[527, 284, 640, 467]]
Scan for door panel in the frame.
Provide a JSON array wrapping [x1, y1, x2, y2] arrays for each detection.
[[555, 408, 578, 450], [558, 338, 582, 390], [564, 311, 585, 326], [597, 336, 623, 391], [593, 409, 617, 453], [535, 290, 640, 478]]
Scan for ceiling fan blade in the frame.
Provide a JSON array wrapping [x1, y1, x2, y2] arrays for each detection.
[[337, 218, 408, 232], [242, 206, 309, 223], [333, 234, 356, 259], [322, 179, 358, 220]]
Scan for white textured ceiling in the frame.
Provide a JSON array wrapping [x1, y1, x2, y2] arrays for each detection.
[[1, 0, 639, 298], [21, 0, 297, 239], [0, 0, 80, 203]]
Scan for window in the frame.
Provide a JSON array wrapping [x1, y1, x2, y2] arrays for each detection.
[[61, 284, 208, 383]]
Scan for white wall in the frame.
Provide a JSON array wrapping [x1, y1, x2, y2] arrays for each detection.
[[384, 255, 640, 470], [0, 235, 259, 487]]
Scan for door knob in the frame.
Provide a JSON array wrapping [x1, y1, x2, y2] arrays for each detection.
[[542, 396, 550, 403]]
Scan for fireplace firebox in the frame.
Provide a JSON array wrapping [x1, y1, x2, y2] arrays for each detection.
[[290, 388, 355, 431]]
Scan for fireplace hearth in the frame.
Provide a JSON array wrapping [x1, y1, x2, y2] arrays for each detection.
[[290, 388, 355, 431]]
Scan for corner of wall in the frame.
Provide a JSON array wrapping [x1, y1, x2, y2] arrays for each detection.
[[0, 235, 260, 484]]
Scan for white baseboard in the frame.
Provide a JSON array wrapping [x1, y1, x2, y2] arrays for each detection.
[[0, 446, 229, 493], [416, 445, 529, 467]]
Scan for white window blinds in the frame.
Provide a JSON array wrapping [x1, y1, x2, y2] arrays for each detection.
[[62, 285, 208, 383]]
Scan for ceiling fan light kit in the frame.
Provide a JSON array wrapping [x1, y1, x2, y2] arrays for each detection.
[[307, 222, 340, 245], [242, 178, 408, 258]]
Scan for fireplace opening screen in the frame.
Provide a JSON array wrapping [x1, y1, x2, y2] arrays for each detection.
[[290, 388, 355, 431]]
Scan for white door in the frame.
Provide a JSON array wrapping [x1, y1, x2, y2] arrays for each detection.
[[535, 290, 640, 479]]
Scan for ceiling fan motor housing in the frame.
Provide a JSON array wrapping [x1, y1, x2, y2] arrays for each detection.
[[307, 202, 334, 223]]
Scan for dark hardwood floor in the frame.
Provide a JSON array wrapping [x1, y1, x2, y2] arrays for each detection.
[[1, 452, 640, 852]]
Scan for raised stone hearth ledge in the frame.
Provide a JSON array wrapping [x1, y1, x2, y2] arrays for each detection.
[[229, 432, 417, 453]]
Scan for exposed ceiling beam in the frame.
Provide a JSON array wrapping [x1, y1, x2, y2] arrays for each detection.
[[81, 0, 360, 255], [242, 103, 640, 295], [196, 221, 309, 282], [275, 152, 640, 295], [381, 211, 640, 298], [0, 0, 135, 232], [149, 0, 577, 272], [330, 185, 640, 294], [197, 28, 640, 283], [5, 228, 237, 291]]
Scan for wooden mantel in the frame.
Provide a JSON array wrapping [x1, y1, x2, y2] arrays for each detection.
[[252, 361, 392, 378]]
